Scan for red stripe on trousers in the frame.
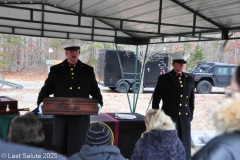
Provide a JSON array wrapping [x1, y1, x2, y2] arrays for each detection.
[[103, 113, 119, 146]]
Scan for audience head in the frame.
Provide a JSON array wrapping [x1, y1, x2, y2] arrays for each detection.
[[225, 66, 240, 99], [7, 112, 44, 147], [231, 66, 240, 89], [145, 109, 175, 131], [212, 98, 240, 135], [85, 122, 111, 146]]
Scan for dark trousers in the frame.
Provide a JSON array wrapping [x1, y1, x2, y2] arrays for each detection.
[[177, 117, 191, 160], [52, 115, 90, 157]]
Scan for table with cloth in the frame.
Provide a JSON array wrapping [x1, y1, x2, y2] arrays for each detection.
[[38, 113, 145, 159], [0, 112, 19, 141]]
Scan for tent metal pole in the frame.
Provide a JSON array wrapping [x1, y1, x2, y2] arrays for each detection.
[[132, 45, 139, 113], [115, 44, 133, 113], [133, 44, 149, 113]]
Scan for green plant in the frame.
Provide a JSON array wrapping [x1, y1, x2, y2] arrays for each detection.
[[187, 45, 204, 70]]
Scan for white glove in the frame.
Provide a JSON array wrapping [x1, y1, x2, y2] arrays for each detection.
[[98, 103, 102, 115], [38, 102, 43, 115]]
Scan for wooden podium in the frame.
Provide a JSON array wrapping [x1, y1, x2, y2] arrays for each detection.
[[42, 97, 98, 115]]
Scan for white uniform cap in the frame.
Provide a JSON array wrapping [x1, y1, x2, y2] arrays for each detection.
[[169, 51, 190, 64], [61, 39, 82, 50]]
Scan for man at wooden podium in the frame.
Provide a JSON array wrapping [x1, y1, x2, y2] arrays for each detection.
[[36, 39, 103, 157]]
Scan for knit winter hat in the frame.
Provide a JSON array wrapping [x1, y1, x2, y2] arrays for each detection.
[[85, 122, 111, 146]]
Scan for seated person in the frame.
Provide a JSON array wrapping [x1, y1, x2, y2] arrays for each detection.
[[192, 98, 240, 160], [7, 112, 44, 147], [0, 139, 67, 160], [131, 109, 185, 160], [192, 66, 240, 160], [6, 112, 68, 159], [69, 122, 126, 160]]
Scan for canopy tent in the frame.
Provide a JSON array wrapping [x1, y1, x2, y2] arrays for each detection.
[[0, 0, 240, 45], [1, 0, 240, 113]]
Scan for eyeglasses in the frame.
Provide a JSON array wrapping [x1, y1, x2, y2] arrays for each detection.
[[224, 86, 240, 99]]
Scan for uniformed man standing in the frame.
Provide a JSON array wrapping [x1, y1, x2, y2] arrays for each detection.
[[152, 51, 194, 160], [37, 39, 103, 157]]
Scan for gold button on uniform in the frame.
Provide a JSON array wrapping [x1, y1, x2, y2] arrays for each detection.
[[72, 73, 74, 75], [181, 85, 183, 87], [179, 112, 181, 115], [180, 95, 183, 97], [186, 96, 188, 98], [186, 113, 188, 115], [180, 81, 182, 83], [78, 87, 80, 89], [71, 68, 73, 71], [72, 77, 74, 79], [69, 87, 72, 90], [185, 104, 188, 106], [179, 103, 182, 106]]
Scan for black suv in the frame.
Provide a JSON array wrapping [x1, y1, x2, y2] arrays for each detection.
[[190, 62, 238, 94]]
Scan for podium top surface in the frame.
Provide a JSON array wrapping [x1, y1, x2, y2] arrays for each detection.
[[43, 97, 98, 103]]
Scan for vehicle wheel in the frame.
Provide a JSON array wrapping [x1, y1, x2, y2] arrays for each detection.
[[196, 80, 212, 94], [116, 81, 129, 93], [131, 82, 141, 93], [0, 73, 5, 89], [109, 87, 116, 90]]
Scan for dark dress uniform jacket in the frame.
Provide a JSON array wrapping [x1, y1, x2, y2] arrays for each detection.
[[152, 69, 194, 160], [37, 59, 103, 157]]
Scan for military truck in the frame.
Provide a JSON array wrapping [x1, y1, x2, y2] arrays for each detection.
[[190, 62, 238, 94], [96, 50, 169, 93]]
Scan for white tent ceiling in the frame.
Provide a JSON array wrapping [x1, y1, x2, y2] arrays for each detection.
[[0, 0, 240, 44]]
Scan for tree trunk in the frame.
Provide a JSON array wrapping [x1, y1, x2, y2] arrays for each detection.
[[217, 33, 234, 62], [217, 41, 225, 62]]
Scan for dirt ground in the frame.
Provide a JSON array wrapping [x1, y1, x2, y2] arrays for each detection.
[[1, 70, 225, 154]]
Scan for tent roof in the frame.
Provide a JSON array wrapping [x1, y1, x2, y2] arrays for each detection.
[[0, 0, 240, 45]]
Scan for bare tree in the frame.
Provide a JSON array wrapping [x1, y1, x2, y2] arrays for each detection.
[[217, 33, 234, 62], [118, 39, 170, 93]]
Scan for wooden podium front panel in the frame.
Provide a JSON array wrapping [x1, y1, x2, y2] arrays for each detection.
[[43, 97, 98, 115]]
